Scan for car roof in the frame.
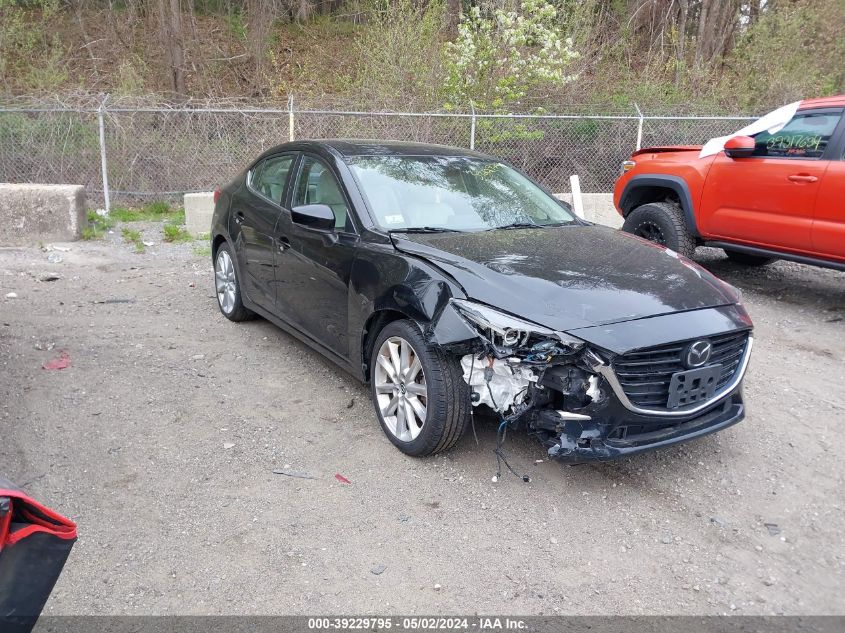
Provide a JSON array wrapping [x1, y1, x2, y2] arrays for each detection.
[[800, 95, 845, 110], [279, 139, 495, 160]]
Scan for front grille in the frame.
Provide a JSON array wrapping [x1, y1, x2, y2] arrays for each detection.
[[612, 331, 750, 410]]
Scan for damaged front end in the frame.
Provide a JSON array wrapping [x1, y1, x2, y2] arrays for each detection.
[[448, 299, 610, 462], [434, 299, 748, 464]]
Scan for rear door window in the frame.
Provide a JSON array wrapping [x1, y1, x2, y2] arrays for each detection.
[[752, 110, 843, 159], [250, 155, 295, 205]]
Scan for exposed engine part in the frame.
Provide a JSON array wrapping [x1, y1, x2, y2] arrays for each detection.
[[453, 326, 614, 467], [586, 375, 605, 403], [556, 411, 591, 421], [538, 365, 603, 410], [460, 355, 536, 413]]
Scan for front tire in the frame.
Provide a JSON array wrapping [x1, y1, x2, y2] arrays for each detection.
[[370, 319, 469, 457], [214, 242, 254, 322], [724, 249, 775, 266], [623, 201, 696, 258]]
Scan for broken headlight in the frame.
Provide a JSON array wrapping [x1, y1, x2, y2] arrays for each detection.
[[451, 299, 585, 352]]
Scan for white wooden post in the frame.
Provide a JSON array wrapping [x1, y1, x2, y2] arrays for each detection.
[[288, 95, 295, 142], [469, 101, 476, 150], [634, 102, 644, 151], [98, 94, 111, 214], [570, 174, 584, 220]]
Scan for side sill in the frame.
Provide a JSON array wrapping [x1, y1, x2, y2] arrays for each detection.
[[706, 241, 845, 272]]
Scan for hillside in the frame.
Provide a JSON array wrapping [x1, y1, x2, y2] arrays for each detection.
[[1, 1, 843, 113]]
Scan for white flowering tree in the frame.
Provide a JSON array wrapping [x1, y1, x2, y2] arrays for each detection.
[[443, 0, 579, 112]]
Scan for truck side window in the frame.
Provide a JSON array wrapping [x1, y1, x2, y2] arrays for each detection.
[[752, 111, 842, 159]]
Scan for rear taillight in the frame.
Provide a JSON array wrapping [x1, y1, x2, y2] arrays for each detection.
[[213, 189, 220, 204], [621, 160, 636, 173]]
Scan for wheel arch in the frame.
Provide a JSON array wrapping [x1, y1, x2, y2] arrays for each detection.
[[619, 175, 700, 238], [211, 233, 228, 258], [353, 252, 464, 383], [361, 308, 422, 383]]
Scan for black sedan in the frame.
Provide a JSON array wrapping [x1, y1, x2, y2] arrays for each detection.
[[210, 140, 753, 463]]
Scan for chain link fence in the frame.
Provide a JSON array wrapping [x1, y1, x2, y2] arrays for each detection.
[[0, 96, 755, 209]]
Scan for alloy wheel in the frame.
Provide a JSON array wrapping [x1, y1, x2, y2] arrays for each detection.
[[373, 336, 428, 442], [215, 250, 237, 315], [634, 221, 667, 245]]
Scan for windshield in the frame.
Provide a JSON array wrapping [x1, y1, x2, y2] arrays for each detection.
[[348, 156, 576, 232]]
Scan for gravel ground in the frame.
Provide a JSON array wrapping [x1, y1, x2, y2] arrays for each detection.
[[1, 221, 843, 616]]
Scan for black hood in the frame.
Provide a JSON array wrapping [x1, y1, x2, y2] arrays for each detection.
[[391, 225, 736, 332]]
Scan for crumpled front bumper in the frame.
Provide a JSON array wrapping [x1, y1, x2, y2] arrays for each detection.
[[431, 298, 752, 465], [546, 387, 745, 464]]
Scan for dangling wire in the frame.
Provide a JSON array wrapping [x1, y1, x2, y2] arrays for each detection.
[[484, 366, 530, 483], [469, 353, 479, 445]]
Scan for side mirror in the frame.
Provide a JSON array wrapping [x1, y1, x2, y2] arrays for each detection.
[[291, 204, 335, 231], [724, 135, 755, 159]]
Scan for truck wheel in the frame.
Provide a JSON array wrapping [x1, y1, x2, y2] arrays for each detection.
[[724, 250, 775, 266], [623, 202, 696, 258]]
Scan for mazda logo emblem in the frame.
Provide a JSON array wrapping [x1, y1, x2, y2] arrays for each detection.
[[685, 340, 712, 368]]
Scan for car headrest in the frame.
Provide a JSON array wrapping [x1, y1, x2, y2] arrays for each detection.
[[316, 169, 345, 207]]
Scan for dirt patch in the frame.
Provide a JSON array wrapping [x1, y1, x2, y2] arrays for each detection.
[[1, 235, 843, 615]]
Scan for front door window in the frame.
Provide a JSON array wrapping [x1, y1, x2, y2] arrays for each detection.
[[293, 157, 352, 232], [752, 111, 842, 159]]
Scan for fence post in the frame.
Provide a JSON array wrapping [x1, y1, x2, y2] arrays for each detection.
[[98, 94, 111, 214], [288, 95, 295, 142], [569, 174, 584, 219], [469, 101, 476, 150], [634, 102, 644, 151]]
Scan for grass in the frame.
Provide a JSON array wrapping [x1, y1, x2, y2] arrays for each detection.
[[110, 201, 180, 222], [82, 210, 116, 240], [162, 207, 191, 243], [192, 232, 212, 257], [163, 222, 191, 243], [87, 201, 196, 248], [121, 227, 145, 253]]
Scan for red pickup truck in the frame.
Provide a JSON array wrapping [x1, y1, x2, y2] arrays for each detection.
[[613, 96, 845, 269]]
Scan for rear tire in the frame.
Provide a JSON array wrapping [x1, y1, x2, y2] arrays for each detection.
[[724, 250, 775, 266], [214, 242, 255, 322], [370, 319, 470, 457], [623, 201, 696, 258]]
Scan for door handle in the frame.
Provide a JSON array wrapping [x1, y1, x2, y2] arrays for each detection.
[[277, 235, 291, 252], [788, 174, 818, 183], [233, 211, 245, 225]]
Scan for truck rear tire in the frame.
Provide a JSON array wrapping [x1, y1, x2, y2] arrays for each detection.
[[623, 202, 696, 258]]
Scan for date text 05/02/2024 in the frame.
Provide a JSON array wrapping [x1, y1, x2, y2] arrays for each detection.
[[307, 617, 528, 630]]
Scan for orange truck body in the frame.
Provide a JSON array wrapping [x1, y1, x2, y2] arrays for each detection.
[[613, 96, 845, 269]]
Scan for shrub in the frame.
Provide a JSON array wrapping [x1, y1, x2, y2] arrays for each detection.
[[443, 1, 579, 111]]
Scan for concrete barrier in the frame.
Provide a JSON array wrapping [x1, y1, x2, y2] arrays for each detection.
[[0, 184, 87, 246], [555, 193, 622, 229], [184, 192, 215, 237]]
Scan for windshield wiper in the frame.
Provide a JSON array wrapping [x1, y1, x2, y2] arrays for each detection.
[[388, 226, 463, 234], [491, 222, 541, 230], [542, 220, 578, 227], [491, 220, 577, 230]]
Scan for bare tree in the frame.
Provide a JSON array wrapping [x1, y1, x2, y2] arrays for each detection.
[[691, 0, 742, 68], [693, 0, 709, 68], [296, 0, 312, 22], [158, 0, 187, 97], [675, 0, 689, 85], [444, 0, 461, 37], [246, 0, 274, 93]]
